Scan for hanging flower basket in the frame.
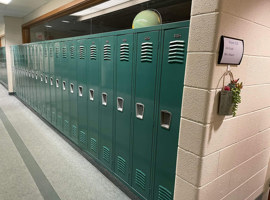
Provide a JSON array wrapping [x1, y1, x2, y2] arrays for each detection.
[[218, 71, 243, 117]]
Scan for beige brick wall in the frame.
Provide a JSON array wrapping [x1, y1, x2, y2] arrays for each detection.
[[175, 0, 270, 199]]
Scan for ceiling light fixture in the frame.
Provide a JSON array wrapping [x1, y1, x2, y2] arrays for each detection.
[[0, 0, 12, 5], [71, 0, 131, 16], [62, 20, 70, 23], [78, 0, 151, 21], [45, 25, 52, 28]]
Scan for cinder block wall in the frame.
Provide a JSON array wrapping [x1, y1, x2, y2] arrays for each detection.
[[174, 0, 270, 199]]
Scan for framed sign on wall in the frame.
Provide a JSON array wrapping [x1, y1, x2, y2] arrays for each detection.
[[218, 36, 244, 65]]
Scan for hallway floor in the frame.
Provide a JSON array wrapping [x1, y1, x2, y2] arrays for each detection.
[[0, 85, 130, 200]]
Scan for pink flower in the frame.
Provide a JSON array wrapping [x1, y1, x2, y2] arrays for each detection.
[[224, 86, 230, 91]]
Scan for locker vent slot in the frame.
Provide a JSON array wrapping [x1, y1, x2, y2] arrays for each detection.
[[120, 43, 129, 61], [62, 81, 66, 91], [90, 138, 97, 152], [90, 45, 97, 60], [117, 156, 126, 175], [135, 169, 146, 190], [89, 89, 94, 101], [79, 46, 85, 59], [70, 46, 75, 59], [141, 42, 153, 62], [102, 146, 110, 163], [72, 125, 77, 137], [52, 112, 56, 124], [158, 185, 172, 200], [49, 48, 53, 57], [168, 40, 185, 64], [56, 47, 60, 58], [64, 120, 69, 132], [44, 48, 48, 57], [62, 47, 67, 58], [79, 131, 87, 144], [103, 44, 111, 60]]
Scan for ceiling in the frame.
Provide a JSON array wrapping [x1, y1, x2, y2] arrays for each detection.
[[0, 0, 51, 31]]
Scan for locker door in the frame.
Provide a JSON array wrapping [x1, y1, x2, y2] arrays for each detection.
[[35, 44, 41, 114], [49, 43, 56, 126], [61, 41, 70, 137], [68, 41, 78, 144], [132, 30, 160, 199], [39, 45, 46, 118], [32, 45, 38, 110], [99, 36, 115, 169], [44, 44, 51, 122], [114, 34, 134, 183], [77, 39, 88, 149], [86, 38, 100, 158], [154, 27, 189, 200], [55, 42, 63, 132], [28, 45, 33, 107]]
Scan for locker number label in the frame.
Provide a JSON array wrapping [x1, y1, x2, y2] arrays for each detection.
[[145, 37, 150, 41], [174, 34, 181, 38], [123, 39, 127, 42]]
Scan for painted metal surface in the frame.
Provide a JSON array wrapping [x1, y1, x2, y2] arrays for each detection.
[[12, 21, 189, 200]]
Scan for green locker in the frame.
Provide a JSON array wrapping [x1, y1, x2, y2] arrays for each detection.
[[114, 33, 134, 183], [39, 44, 46, 118], [61, 41, 70, 137], [86, 37, 100, 158], [49, 43, 56, 126], [68, 41, 78, 144], [132, 30, 160, 199], [32, 45, 38, 110], [44, 44, 51, 122], [55, 42, 63, 131], [35, 44, 41, 114], [153, 25, 189, 200], [99, 36, 115, 169], [27, 45, 32, 107], [77, 39, 88, 149]]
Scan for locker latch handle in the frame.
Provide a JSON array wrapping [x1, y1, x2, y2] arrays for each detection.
[[136, 103, 144, 119], [40, 75, 43, 82], [56, 79, 59, 88], [102, 93, 107, 106], [70, 83, 74, 93], [89, 89, 94, 101], [62, 81, 66, 91], [36, 73, 38, 80], [117, 97, 124, 112], [45, 76, 48, 84], [160, 110, 172, 130], [78, 86, 83, 96], [50, 77, 53, 86]]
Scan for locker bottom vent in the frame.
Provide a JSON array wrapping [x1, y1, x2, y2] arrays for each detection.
[[102, 146, 110, 163], [79, 131, 87, 144], [52, 112, 56, 124], [117, 156, 126, 175], [64, 120, 69, 133], [135, 169, 146, 190], [158, 185, 172, 200], [90, 138, 97, 153], [72, 125, 77, 138], [57, 115, 62, 127]]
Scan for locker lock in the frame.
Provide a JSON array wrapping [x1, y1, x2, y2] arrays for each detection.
[[136, 103, 144, 119], [117, 97, 124, 112], [160, 110, 172, 130], [102, 93, 107, 106]]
